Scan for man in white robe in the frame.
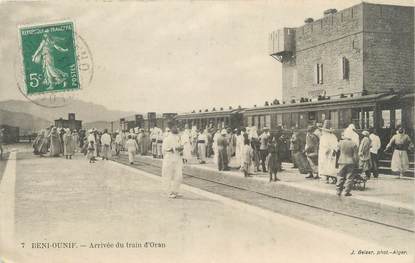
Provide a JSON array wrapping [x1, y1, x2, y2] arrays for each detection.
[[87, 129, 97, 157], [235, 129, 244, 169], [100, 129, 112, 160], [344, 124, 360, 147], [212, 130, 221, 165], [162, 123, 183, 198], [115, 131, 122, 156], [180, 126, 192, 163], [318, 120, 339, 183], [150, 128, 157, 158]]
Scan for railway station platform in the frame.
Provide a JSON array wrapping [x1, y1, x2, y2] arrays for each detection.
[[128, 154, 414, 232], [4, 150, 411, 263]]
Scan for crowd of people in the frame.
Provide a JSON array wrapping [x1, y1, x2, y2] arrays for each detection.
[[32, 120, 414, 198]]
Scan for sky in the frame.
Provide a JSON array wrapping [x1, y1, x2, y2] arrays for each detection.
[[0, 0, 413, 113]]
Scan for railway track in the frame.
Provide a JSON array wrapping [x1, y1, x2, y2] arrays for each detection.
[[112, 154, 414, 242]]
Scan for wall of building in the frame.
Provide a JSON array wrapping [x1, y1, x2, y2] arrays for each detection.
[[280, 3, 414, 101], [362, 3, 414, 94], [282, 4, 365, 101]]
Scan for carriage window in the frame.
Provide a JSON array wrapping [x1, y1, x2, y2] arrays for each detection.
[[330, 111, 339, 129], [368, 111, 374, 128], [291, 112, 299, 128], [276, 114, 282, 127], [395, 109, 402, 128], [253, 116, 259, 128], [351, 109, 361, 129], [381, 110, 390, 128], [247, 116, 253, 127], [282, 113, 291, 129], [265, 115, 271, 129], [260, 116, 265, 129], [358, 109, 374, 129], [299, 113, 308, 129]]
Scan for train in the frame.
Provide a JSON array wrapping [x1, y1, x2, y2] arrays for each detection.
[[119, 91, 414, 147], [0, 125, 20, 144]]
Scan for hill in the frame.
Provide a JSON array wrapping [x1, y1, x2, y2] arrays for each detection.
[[0, 109, 52, 134], [0, 99, 136, 123]]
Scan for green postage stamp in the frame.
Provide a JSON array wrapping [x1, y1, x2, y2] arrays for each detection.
[[19, 21, 80, 95]]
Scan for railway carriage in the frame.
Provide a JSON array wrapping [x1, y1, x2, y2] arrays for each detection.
[[175, 108, 244, 131], [0, 125, 20, 144], [243, 92, 414, 149]]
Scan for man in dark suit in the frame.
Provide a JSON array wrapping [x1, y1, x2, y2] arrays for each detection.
[[336, 132, 358, 196]]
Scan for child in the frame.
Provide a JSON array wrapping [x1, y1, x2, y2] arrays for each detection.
[[87, 141, 96, 163], [125, 135, 139, 164], [241, 138, 253, 177], [267, 136, 280, 182]]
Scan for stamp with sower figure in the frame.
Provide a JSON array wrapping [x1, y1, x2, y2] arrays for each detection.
[[19, 21, 80, 95]]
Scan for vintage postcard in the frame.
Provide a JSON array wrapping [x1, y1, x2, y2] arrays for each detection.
[[0, 0, 414, 263]]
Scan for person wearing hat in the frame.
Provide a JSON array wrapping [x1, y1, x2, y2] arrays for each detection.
[[216, 129, 230, 171], [369, 128, 381, 178], [267, 136, 280, 182], [359, 131, 372, 180], [206, 128, 214, 158], [305, 125, 320, 179], [149, 127, 156, 158], [162, 121, 184, 198], [225, 128, 233, 160], [125, 134, 139, 164], [289, 129, 300, 169], [318, 120, 339, 183], [49, 127, 62, 157], [197, 128, 208, 164], [180, 125, 192, 164], [58, 127, 65, 154], [231, 128, 238, 158], [344, 124, 359, 147], [191, 126, 199, 157], [63, 128, 75, 159], [212, 129, 221, 165], [140, 129, 150, 156], [259, 127, 270, 172], [234, 128, 244, 169], [156, 126, 164, 159], [72, 129, 79, 153], [337, 131, 358, 196], [384, 127, 414, 179], [114, 130, 123, 156], [101, 129, 112, 160]]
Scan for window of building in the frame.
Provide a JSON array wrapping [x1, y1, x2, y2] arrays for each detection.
[[340, 57, 349, 80], [308, 112, 316, 121], [395, 109, 402, 128], [314, 64, 323, 84], [381, 110, 390, 128]]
